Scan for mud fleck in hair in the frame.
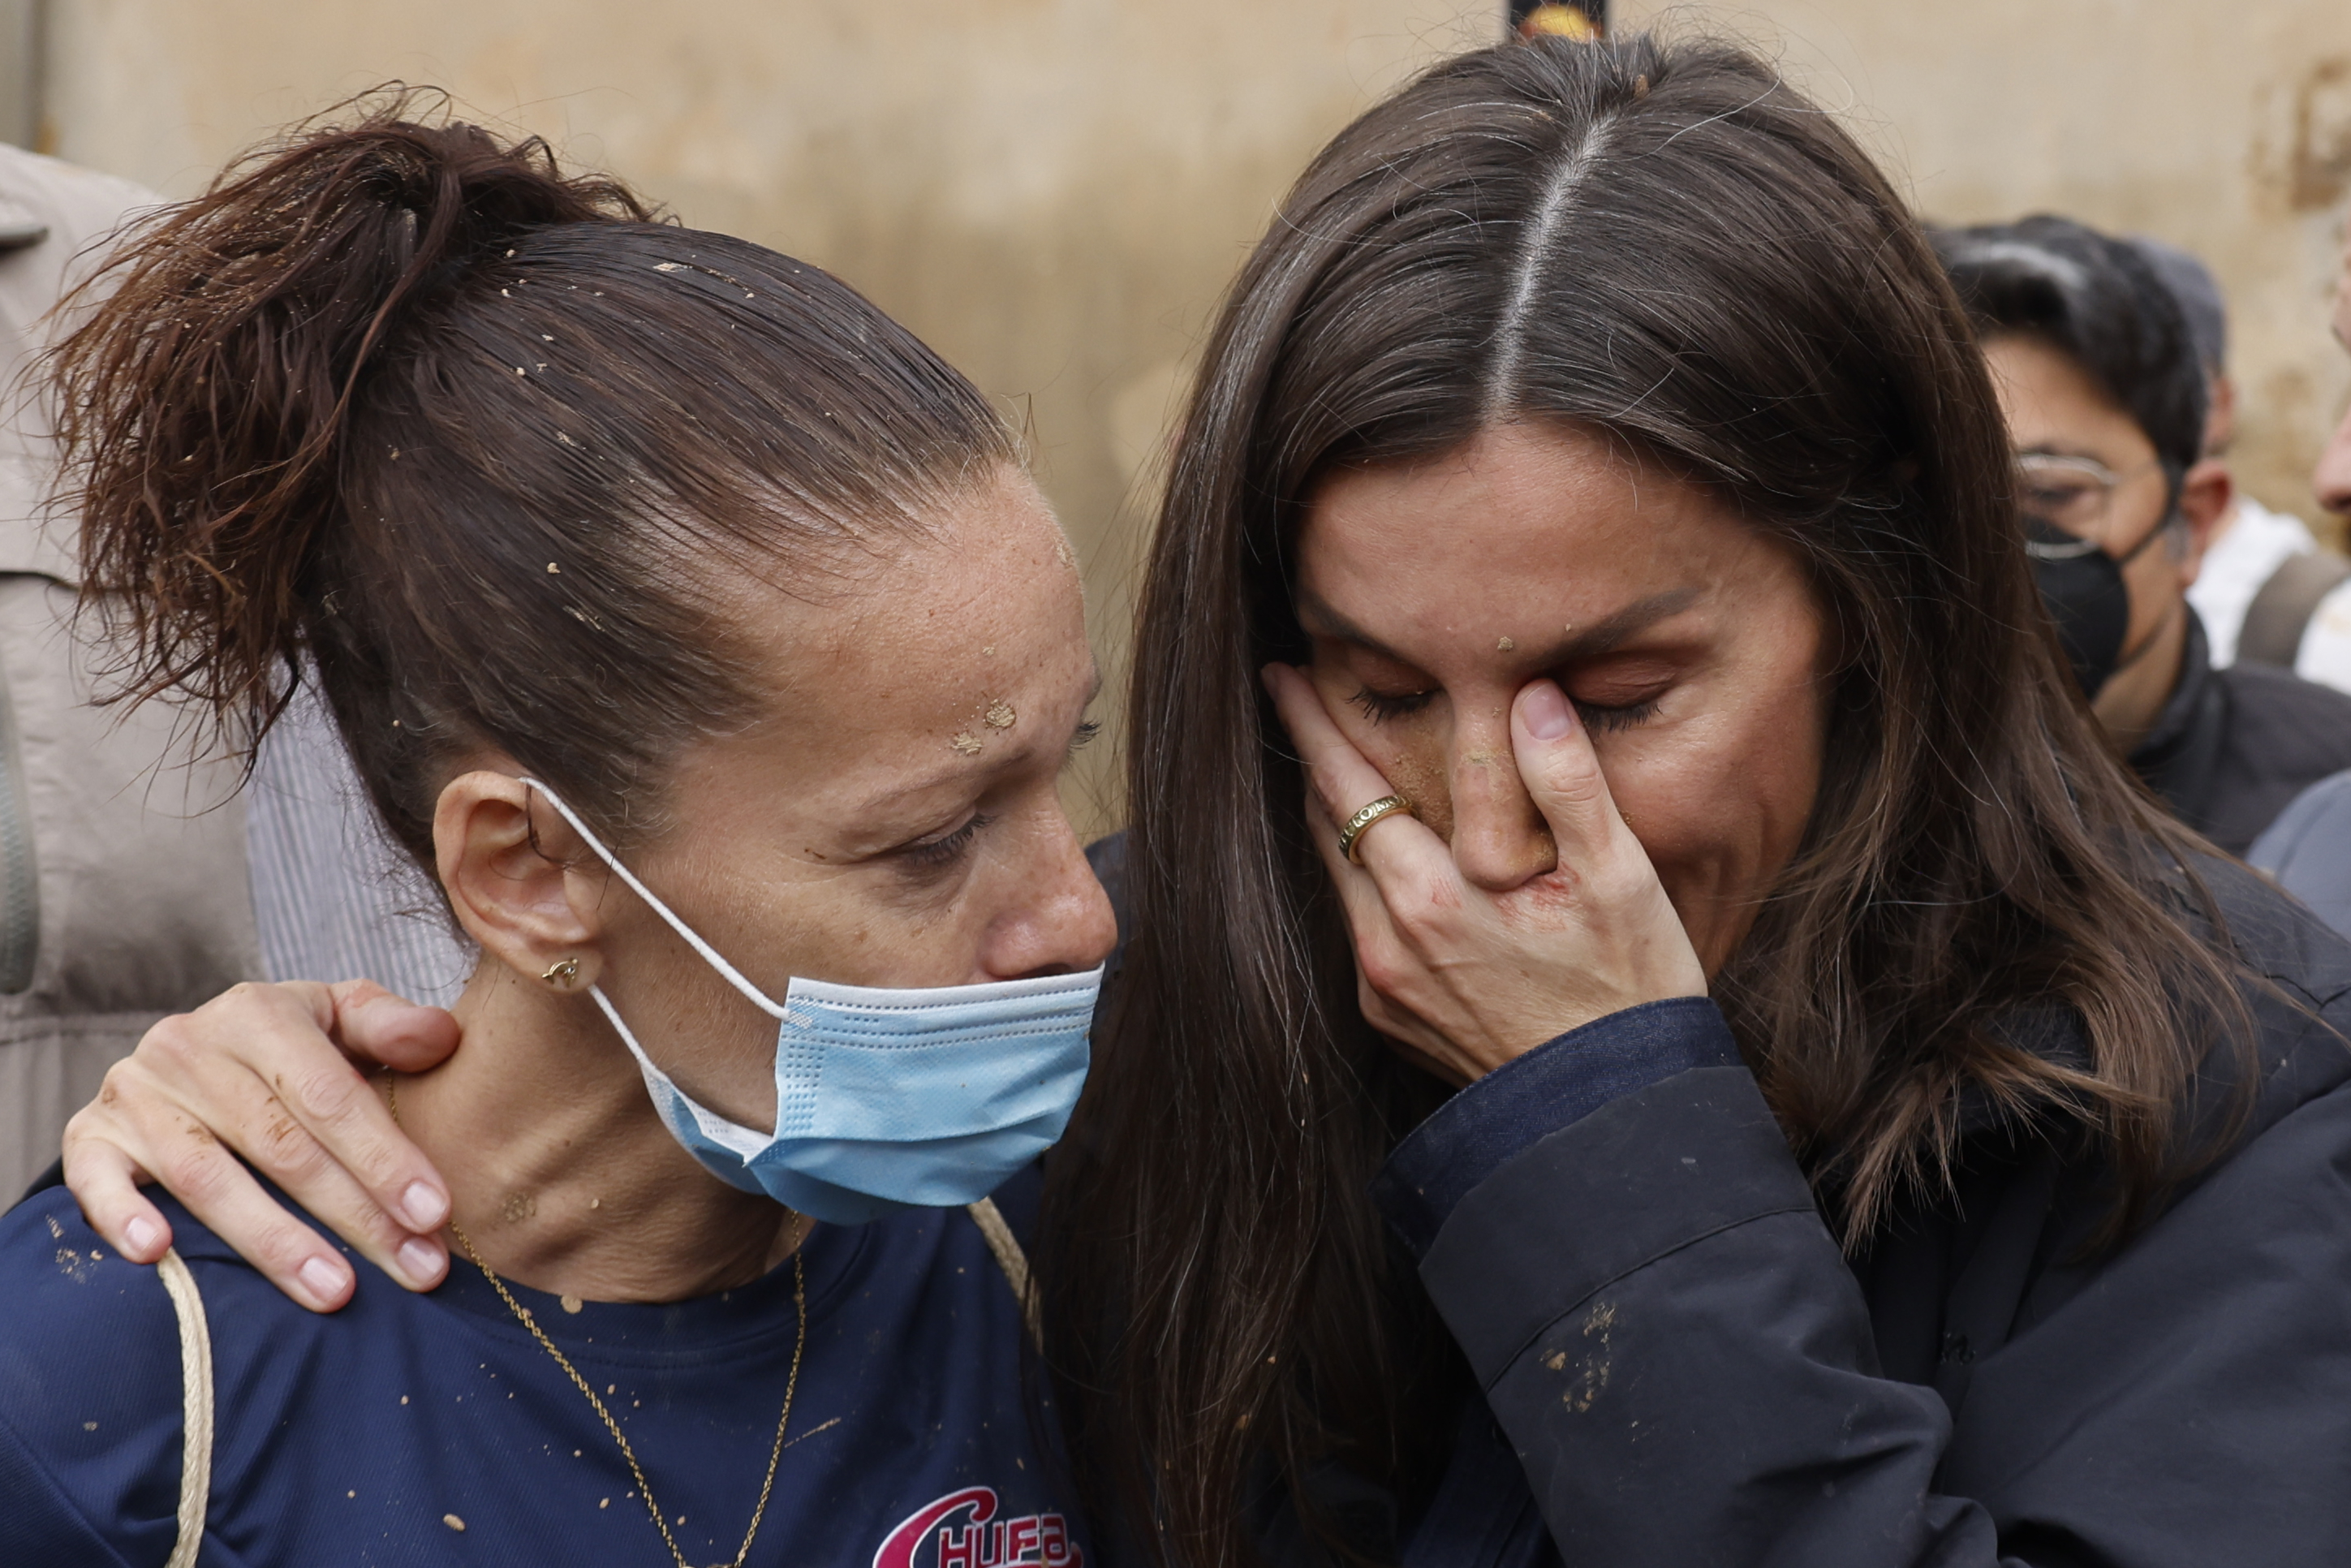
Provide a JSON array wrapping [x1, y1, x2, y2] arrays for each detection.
[[51, 87, 1015, 863]]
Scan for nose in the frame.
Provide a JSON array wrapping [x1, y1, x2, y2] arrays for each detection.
[[1445, 700, 1558, 893], [2316, 401, 2351, 520], [979, 802, 1119, 981]]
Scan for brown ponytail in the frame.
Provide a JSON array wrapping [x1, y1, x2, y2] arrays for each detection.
[[52, 88, 1014, 862]]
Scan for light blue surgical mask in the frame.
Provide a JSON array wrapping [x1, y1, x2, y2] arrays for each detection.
[[524, 780, 1100, 1226]]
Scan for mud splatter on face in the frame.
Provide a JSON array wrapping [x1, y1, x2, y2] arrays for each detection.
[[984, 700, 1017, 730], [1382, 749, 1453, 842], [1497, 635, 1517, 652], [951, 732, 984, 756]]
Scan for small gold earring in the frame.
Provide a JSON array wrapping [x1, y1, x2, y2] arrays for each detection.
[[540, 957, 580, 987]]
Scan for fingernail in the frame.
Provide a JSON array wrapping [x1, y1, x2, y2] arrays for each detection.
[[1522, 681, 1574, 739], [400, 1181, 449, 1230], [124, 1216, 161, 1257], [1259, 663, 1281, 694], [298, 1255, 350, 1303], [397, 1237, 446, 1286]]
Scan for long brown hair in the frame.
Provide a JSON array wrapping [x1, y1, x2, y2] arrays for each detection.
[[1041, 32, 2251, 1565], [51, 89, 1013, 854]]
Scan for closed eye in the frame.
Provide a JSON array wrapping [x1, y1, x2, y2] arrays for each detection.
[[896, 812, 993, 873], [1350, 686, 1436, 725], [1574, 696, 1660, 733], [1353, 684, 1659, 733]]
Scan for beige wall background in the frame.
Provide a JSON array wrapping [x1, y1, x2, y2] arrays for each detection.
[[15, 1, 2351, 834], [1617, 1, 2351, 541]]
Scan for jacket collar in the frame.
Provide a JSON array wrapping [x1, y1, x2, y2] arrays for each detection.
[[2128, 609, 2227, 838]]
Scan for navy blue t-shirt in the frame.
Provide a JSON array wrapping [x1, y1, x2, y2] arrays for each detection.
[[0, 1168, 1089, 1567]]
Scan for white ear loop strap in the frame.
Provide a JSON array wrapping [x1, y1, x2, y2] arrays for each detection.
[[519, 778, 789, 1022]]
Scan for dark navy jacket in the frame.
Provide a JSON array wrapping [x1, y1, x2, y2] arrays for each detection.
[[1363, 854, 2351, 1567], [2129, 610, 2351, 855]]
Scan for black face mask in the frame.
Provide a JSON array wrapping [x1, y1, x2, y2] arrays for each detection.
[[2028, 515, 2170, 699]]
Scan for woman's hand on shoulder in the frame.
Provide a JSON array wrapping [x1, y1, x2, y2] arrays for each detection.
[[1265, 664, 1706, 1083], [63, 980, 462, 1311]]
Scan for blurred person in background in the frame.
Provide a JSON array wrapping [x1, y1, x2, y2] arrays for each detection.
[[56, 36, 2351, 1568], [1938, 215, 2351, 854], [0, 144, 467, 1199], [2321, 219, 2351, 529], [2246, 216, 2351, 934], [2140, 237, 2351, 687], [0, 147, 269, 1197]]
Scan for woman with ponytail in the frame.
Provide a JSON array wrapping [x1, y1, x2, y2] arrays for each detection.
[[0, 93, 1109, 1565]]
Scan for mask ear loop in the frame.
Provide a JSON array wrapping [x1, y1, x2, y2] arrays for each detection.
[[2103, 480, 2194, 678], [519, 778, 790, 1023]]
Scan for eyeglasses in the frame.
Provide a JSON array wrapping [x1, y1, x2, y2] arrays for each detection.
[[2016, 452, 2164, 559]]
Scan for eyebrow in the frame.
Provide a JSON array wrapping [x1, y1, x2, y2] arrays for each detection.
[[1295, 587, 1703, 670]]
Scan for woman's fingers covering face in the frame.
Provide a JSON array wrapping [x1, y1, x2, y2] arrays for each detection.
[[1262, 662, 1449, 881], [1510, 680, 1623, 861]]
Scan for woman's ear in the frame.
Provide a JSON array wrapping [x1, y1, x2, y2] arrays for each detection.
[[433, 771, 606, 992]]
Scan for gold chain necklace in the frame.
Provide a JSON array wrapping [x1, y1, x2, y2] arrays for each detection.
[[389, 1078, 806, 1568]]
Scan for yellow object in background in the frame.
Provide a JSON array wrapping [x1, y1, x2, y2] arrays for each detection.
[[1518, 4, 1600, 41]]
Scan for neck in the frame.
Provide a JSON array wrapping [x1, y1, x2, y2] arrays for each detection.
[[385, 966, 803, 1303], [2095, 597, 2190, 756]]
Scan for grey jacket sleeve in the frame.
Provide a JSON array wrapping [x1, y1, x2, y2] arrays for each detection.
[[1377, 999, 2351, 1567]]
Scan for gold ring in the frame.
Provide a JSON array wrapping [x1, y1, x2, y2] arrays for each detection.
[[1337, 795, 1414, 864]]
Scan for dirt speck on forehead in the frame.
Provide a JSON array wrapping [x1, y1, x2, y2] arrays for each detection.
[[984, 700, 1017, 729], [1497, 635, 1516, 652], [951, 732, 984, 756]]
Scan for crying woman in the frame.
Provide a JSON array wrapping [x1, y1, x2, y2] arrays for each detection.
[[0, 101, 1113, 1566]]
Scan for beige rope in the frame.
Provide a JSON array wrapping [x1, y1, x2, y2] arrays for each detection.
[[156, 1247, 213, 1568], [964, 1198, 1040, 1349]]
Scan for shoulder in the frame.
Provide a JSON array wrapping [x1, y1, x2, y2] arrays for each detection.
[[2215, 661, 2351, 763], [2173, 854, 2351, 1144], [2191, 851, 2351, 989], [0, 1184, 187, 1394], [0, 1187, 194, 1563], [2249, 770, 2351, 937]]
